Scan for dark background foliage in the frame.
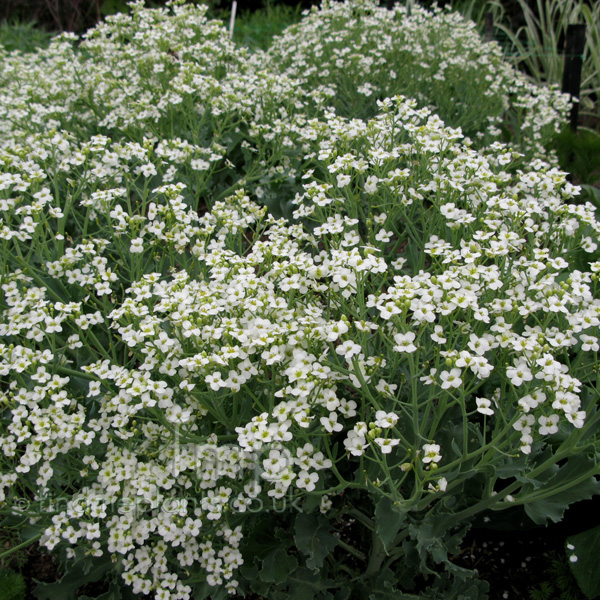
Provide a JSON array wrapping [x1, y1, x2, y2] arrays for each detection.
[[0, 0, 317, 33]]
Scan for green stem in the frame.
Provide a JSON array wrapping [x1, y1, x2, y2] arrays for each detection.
[[337, 538, 367, 562], [0, 533, 42, 560], [365, 527, 386, 575]]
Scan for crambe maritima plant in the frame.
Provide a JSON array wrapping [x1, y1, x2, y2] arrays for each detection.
[[0, 0, 598, 597], [262, 0, 571, 160], [0, 84, 599, 599], [0, 0, 306, 214]]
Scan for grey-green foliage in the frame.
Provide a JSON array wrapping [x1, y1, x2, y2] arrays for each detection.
[[0, 20, 54, 53], [262, 0, 570, 158], [0, 568, 26, 600], [231, 2, 304, 52]]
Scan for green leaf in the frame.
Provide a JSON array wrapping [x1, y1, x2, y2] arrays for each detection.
[[409, 513, 455, 566], [260, 549, 299, 584], [33, 555, 112, 600], [567, 524, 600, 599], [494, 454, 529, 479], [523, 457, 600, 525], [192, 579, 229, 600], [334, 586, 351, 600], [79, 583, 121, 600], [242, 515, 291, 559], [239, 558, 271, 596], [288, 567, 335, 600], [369, 589, 421, 600], [302, 492, 323, 514], [375, 497, 407, 553], [368, 566, 420, 600], [294, 513, 338, 572], [425, 569, 488, 600]]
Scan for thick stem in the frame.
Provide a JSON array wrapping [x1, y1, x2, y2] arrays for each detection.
[[365, 528, 385, 575]]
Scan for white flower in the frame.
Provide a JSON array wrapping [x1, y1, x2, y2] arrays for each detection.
[[422, 443, 442, 464], [392, 331, 417, 353], [191, 159, 210, 171], [518, 390, 546, 412], [506, 360, 533, 386], [520, 433, 534, 454], [428, 477, 448, 492], [139, 163, 157, 178], [475, 397, 494, 416], [513, 414, 535, 432], [364, 175, 378, 193], [296, 470, 319, 492], [335, 340, 362, 360], [320, 412, 343, 433], [320, 495, 333, 513], [375, 229, 393, 243], [581, 334, 599, 351], [374, 437, 400, 454], [325, 320, 349, 342], [205, 372, 224, 391], [344, 430, 369, 456], [439, 368, 462, 389], [565, 410, 586, 428], [130, 237, 144, 253], [373, 411, 399, 429], [337, 173, 351, 188], [538, 414, 559, 435], [431, 325, 446, 344]]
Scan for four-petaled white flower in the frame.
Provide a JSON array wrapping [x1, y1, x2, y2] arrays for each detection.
[[476, 397, 494, 416], [374, 438, 400, 454], [439, 368, 462, 389], [538, 414, 559, 435], [393, 331, 417, 353], [422, 443, 442, 464], [373, 411, 399, 429]]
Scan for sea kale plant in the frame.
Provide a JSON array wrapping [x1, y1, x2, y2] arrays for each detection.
[[0, 0, 305, 211], [0, 2, 599, 600], [262, 0, 571, 160]]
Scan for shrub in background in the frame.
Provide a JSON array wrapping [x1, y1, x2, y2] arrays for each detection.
[[0, 0, 103, 33], [0, 20, 54, 53], [0, 568, 26, 600], [263, 0, 570, 159]]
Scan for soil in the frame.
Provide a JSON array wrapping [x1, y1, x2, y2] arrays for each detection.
[[453, 496, 600, 600]]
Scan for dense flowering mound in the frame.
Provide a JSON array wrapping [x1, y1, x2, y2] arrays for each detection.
[[264, 0, 571, 158], [1, 93, 599, 598], [0, 0, 305, 211], [0, 2, 599, 599], [0, 2, 239, 139]]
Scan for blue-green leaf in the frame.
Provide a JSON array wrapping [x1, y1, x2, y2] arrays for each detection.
[[375, 497, 407, 553], [260, 548, 298, 584], [294, 513, 338, 572]]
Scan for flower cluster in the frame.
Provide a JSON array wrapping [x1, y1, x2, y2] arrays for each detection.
[[264, 0, 571, 158]]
